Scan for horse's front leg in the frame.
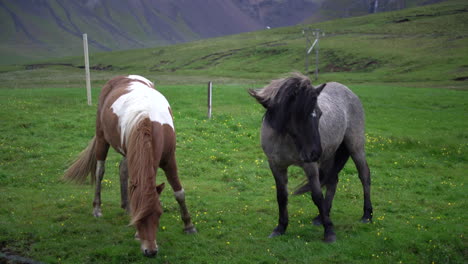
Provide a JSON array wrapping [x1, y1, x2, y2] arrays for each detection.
[[268, 161, 289, 238], [313, 181, 338, 226], [162, 156, 197, 234], [304, 163, 336, 243], [119, 157, 129, 213], [314, 149, 348, 225]]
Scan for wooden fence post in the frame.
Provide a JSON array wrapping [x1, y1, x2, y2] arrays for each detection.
[[207, 81, 212, 119], [83, 33, 92, 106]]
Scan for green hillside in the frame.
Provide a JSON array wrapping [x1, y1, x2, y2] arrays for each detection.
[[2, 0, 466, 89]]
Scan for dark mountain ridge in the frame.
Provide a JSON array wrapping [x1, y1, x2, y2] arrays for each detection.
[[0, 0, 446, 64]]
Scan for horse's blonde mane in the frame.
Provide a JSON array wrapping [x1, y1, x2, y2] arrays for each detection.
[[127, 118, 160, 226]]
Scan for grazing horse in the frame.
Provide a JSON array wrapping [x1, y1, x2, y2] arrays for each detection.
[[64, 75, 196, 257], [249, 73, 372, 242]]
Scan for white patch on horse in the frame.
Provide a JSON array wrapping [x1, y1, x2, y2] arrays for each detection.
[[174, 189, 185, 200], [111, 79, 174, 145], [128, 75, 153, 87]]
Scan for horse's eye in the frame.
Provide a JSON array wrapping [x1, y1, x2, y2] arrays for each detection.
[[310, 109, 322, 119], [311, 110, 318, 118]]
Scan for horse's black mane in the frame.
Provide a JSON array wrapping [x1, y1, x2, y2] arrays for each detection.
[[264, 76, 320, 135]]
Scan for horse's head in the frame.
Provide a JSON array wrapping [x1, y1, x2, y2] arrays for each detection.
[[249, 73, 326, 163], [285, 85, 325, 163], [133, 183, 165, 257]]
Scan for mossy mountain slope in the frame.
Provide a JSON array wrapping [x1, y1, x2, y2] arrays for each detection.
[[47, 0, 468, 85]]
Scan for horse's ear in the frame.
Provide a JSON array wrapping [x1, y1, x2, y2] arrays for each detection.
[[248, 89, 269, 108], [156, 183, 165, 194], [315, 83, 326, 94]]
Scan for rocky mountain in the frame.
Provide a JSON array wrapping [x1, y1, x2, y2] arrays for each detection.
[[236, 0, 320, 27], [0, 0, 446, 64], [304, 0, 446, 23], [0, 0, 320, 64]]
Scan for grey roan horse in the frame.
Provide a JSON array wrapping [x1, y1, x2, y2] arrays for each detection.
[[249, 73, 372, 242]]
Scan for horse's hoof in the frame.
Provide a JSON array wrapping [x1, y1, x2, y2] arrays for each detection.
[[268, 231, 284, 238], [312, 216, 322, 226], [360, 217, 372, 223], [323, 233, 336, 243], [184, 226, 197, 234], [93, 209, 103, 218]]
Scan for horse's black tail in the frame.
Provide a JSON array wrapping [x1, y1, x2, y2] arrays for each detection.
[[293, 179, 311, 195], [293, 142, 350, 195]]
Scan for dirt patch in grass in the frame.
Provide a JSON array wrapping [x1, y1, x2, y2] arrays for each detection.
[[24, 63, 74, 70], [25, 63, 114, 71], [453, 76, 468, 81], [1, 241, 43, 264]]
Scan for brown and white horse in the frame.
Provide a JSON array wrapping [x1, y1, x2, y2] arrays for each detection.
[[64, 75, 196, 257]]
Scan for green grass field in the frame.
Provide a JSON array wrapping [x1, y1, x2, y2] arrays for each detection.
[[0, 82, 466, 263], [1, 1, 467, 263]]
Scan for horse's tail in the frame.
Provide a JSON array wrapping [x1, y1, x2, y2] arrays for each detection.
[[293, 168, 328, 195], [63, 136, 97, 184], [293, 179, 311, 195], [127, 118, 159, 226]]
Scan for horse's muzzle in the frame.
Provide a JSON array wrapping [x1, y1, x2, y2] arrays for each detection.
[[143, 249, 158, 258]]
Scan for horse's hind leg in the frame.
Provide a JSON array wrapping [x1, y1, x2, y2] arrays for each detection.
[[161, 156, 197, 234], [93, 137, 109, 218], [119, 157, 129, 212], [350, 150, 373, 223]]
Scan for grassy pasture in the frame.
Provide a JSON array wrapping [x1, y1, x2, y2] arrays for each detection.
[[0, 1, 467, 263], [0, 80, 466, 263]]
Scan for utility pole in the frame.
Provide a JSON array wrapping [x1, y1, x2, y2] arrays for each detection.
[[303, 28, 324, 80]]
